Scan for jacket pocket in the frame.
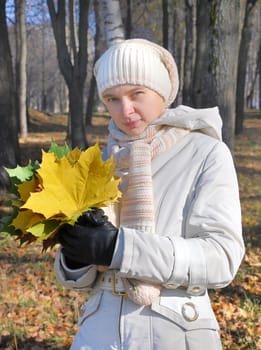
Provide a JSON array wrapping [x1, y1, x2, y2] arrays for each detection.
[[151, 289, 219, 331], [78, 290, 103, 326]]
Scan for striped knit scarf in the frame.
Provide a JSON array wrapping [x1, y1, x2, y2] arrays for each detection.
[[107, 111, 189, 305]]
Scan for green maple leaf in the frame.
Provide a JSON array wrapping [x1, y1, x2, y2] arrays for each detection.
[[48, 141, 71, 159], [4, 161, 38, 196], [5, 162, 34, 182], [27, 219, 62, 240]]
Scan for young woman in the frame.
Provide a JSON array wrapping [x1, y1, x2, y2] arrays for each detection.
[[55, 39, 245, 350]]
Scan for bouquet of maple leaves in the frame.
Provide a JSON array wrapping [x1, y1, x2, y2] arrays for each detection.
[[1, 142, 121, 250]]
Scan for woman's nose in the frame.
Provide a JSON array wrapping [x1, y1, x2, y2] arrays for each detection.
[[121, 99, 134, 117]]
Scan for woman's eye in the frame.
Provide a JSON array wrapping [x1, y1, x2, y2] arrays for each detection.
[[134, 91, 144, 96], [106, 97, 118, 103]]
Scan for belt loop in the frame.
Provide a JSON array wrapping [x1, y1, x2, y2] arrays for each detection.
[[111, 271, 127, 297]]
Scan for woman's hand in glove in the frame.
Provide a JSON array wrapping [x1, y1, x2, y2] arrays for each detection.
[[58, 209, 118, 268]]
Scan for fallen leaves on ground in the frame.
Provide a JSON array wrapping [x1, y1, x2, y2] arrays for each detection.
[[0, 239, 85, 349]]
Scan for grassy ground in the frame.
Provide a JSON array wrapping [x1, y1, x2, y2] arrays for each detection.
[[0, 109, 260, 349]]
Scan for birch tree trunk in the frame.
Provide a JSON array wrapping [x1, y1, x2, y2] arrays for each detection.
[[47, 0, 89, 149], [192, 0, 242, 150], [0, 0, 19, 188], [101, 0, 125, 46], [15, 0, 27, 139]]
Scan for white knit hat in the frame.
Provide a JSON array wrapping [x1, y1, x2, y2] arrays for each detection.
[[94, 39, 179, 106]]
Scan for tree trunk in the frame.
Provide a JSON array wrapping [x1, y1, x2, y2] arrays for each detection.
[[85, 0, 101, 126], [182, 0, 196, 106], [69, 80, 85, 147], [171, 0, 186, 106], [193, 0, 242, 150], [125, 0, 132, 39], [246, 62, 259, 109], [235, 0, 258, 134], [259, 44, 261, 110], [47, 0, 89, 149], [101, 0, 125, 46], [0, 0, 19, 188], [15, 0, 27, 139], [41, 3, 47, 111], [162, 0, 169, 49]]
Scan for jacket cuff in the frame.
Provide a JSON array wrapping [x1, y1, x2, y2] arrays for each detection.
[[54, 247, 97, 290], [109, 229, 124, 269], [167, 237, 207, 295]]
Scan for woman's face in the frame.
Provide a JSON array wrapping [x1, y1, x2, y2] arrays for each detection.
[[102, 84, 166, 136]]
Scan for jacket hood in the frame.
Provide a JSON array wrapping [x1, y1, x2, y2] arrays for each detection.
[[153, 105, 223, 141]]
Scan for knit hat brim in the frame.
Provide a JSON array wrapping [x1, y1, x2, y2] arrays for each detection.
[[94, 39, 179, 106]]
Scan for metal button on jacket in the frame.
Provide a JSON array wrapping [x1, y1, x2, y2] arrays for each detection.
[[181, 302, 199, 321]]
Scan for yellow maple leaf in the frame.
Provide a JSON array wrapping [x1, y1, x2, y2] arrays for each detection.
[[66, 147, 82, 165], [22, 143, 121, 225], [27, 219, 62, 239], [12, 209, 44, 232], [17, 176, 39, 203]]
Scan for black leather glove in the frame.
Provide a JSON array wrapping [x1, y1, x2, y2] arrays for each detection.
[[58, 208, 118, 268]]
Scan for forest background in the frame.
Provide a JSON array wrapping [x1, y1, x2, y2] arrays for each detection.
[[0, 0, 260, 349]]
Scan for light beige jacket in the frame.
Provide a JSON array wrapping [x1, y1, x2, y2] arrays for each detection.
[[54, 106, 245, 350]]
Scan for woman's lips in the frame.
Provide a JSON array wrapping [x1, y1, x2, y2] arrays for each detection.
[[125, 119, 140, 128]]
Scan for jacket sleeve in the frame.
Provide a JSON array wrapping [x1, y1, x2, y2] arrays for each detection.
[[116, 142, 245, 295], [54, 247, 97, 292]]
